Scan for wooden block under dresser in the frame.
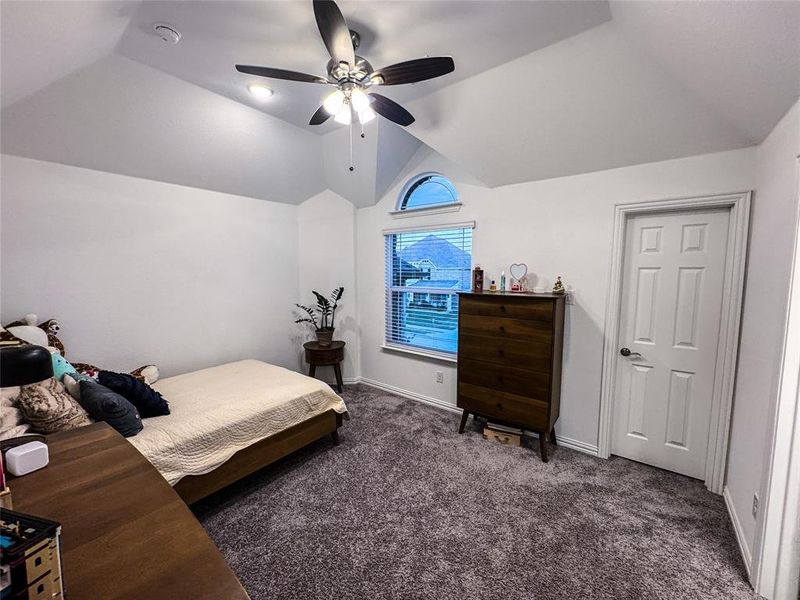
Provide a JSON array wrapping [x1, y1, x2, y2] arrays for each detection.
[[456, 291, 566, 462]]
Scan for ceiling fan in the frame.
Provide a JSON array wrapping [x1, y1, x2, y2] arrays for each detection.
[[235, 0, 455, 128]]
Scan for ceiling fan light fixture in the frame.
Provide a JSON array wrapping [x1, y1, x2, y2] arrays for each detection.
[[323, 90, 346, 115], [350, 88, 370, 112], [334, 104, 352, 125], [358, 106, 376, 124]]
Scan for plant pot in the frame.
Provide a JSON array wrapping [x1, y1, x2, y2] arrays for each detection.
[[316, 328, 335, 347]]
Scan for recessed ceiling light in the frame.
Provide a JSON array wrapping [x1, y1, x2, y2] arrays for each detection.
[[247, 84, 273, 100]]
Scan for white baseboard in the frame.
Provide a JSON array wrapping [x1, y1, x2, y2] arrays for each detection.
[[357, 377, 599, 457], [557, 436, 599, 457], [723, 485, 753, 579], [320, 377, 361, 387], [358, 377, 461, 414]]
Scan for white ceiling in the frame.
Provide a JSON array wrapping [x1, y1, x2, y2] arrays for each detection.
[[116, 1, 611, 133], [404, 21, 754, 187], [0, 1, 136, 108], [609, 1, 800, 144], [1, 1, 798, 205]]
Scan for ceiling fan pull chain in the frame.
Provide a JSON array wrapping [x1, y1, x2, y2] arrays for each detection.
[[360, 120, 365, 139], [348, 119, 354, 172]]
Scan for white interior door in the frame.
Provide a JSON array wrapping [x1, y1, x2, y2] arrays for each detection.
[[611, 208, 730, 478]]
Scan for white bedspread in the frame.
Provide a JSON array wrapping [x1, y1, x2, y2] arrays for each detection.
[[127, 359, 348, 485]]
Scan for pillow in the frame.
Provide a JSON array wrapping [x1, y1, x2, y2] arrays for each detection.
[[62, 373, 95, 401], [51, 352, 78, 380], [0, 326, 29, 348], [17, 378, 92, 434], [78, 381, 143, 437], [5, 325, 48, 347], [0, 395, 29, 440], [0, 386, 21, 403], [98, 371, 169, 418]]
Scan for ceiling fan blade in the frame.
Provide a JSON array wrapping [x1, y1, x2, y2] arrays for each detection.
[[369, 93, 415, 127], [313, 0, 355, 66], [371, 57, 455, 86], [236, 65, 328, 84], [309, 105, 331, 126]]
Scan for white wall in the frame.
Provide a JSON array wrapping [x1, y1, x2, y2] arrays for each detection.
[[726, 99, 800, 572], [296, 190, 359, 383], [0, 154, 300, 378], [356, 146, 756, 449]]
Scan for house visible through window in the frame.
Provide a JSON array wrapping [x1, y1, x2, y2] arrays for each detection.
[[398, 173, 459, 211], [384, 225, 473, 355]]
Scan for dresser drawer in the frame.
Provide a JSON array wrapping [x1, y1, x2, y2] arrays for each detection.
[[460, 314, 552, 343], [458, 383, 548, 430], [460, 295, 553, 322], [459, 334, 551, 372], [458, 358, 550, 399]]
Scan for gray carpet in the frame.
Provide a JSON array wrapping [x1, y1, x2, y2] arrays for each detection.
[[193, 384, 756, 600]]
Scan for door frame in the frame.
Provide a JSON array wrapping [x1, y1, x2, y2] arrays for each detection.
[[597, 192, 751, 493], [752, 164, 800, 599]]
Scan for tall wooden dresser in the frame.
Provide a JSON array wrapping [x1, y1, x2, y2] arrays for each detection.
[[457, 291, 566, 462]]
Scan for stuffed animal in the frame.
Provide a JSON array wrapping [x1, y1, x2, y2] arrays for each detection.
[[37, 319, 65, 356], [1, 314, 63, 352], [70, 362, 158, 385], [0, 315, 49, 349], [1, 314, 159, 385]]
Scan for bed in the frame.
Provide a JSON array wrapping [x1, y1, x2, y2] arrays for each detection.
[[127, 359, 348, 503]]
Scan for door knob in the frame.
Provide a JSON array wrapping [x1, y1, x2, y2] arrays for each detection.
[[620, 347, 642, 358]]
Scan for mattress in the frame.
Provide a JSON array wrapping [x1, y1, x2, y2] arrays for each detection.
[[127, 359, 347, 485]]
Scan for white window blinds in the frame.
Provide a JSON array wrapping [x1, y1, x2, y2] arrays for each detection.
[[384, 224, 474, 355]]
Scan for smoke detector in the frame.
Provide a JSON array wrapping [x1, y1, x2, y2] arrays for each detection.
[[153, 23, 181, 44]]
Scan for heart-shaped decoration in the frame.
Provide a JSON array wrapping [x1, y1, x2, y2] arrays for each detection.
[[509, 263, 528, 281]]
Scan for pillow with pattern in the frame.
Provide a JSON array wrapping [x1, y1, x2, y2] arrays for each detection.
[[17, 378, 92, 434]]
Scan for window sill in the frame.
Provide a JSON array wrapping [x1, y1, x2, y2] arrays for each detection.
[[390, 203, 463, 219], [381, 344, 458, 363]]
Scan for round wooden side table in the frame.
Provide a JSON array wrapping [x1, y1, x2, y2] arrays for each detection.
[[303, 340, 345, 392]]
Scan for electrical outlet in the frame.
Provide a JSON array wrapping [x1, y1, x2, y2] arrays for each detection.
[[752, 493, 759, 518], [435, 371, 444, 384]]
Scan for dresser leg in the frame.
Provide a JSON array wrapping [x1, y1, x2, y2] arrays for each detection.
[[458, 410, 470, 434], [331, 430, 340, 446], [550, 428, 557, 446], [539, 433, 549, 463]]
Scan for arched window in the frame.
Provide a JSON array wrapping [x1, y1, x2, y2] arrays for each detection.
[[396, 173, 459, 212]]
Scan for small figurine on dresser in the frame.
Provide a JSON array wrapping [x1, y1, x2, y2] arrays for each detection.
[[471, 265, 484, 292], [552, 276, 565, 294]]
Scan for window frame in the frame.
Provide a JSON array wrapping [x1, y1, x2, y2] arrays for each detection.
[[382, 221, 475, 361], [390, 172, 462, 218]]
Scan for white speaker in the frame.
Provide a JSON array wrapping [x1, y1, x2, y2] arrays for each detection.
[[5, 441, 49, 476]]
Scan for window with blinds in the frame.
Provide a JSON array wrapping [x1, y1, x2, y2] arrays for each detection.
[[384, 224, 474, 356]]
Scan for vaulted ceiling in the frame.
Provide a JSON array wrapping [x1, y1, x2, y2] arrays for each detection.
[[2, 1, 798, 206]]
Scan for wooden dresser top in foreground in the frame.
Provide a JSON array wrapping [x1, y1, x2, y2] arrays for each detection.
[[9, 422, 249, 600]]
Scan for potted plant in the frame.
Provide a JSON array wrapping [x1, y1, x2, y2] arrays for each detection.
[[295, 287, 344, 347]]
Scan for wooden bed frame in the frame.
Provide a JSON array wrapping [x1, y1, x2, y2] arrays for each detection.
[[174, 409, 343, 504]]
